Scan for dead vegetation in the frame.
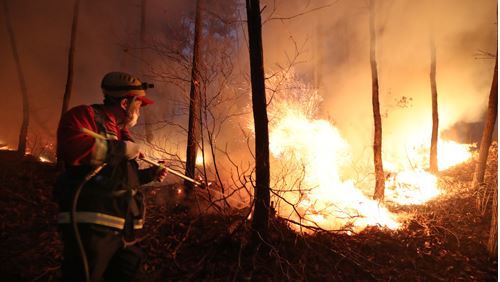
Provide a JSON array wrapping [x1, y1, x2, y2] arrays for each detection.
[[0, 145, 497, 281]]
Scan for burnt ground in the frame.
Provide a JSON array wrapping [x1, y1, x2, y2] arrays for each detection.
[[0, 145, 497, 281]]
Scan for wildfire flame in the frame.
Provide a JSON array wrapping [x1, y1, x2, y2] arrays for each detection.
[[39, 156, 51, 163], [265, 77, 474, 231], [195, 149, 211, 166], [0, 142, 11, 150], [383, 139, 473, 205], [437, 140, 474, 170], [270, 110, 400, 232], [385, 170, 439, 205]]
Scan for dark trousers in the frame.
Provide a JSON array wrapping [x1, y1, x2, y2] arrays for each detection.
[[60, 224, 142, 282]]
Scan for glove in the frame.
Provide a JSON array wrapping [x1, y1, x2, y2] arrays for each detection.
[[156, 160, 168, 182]]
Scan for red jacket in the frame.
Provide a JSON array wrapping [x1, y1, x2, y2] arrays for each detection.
[[57, 104, 133, 166], [55, 104, 156, 234]]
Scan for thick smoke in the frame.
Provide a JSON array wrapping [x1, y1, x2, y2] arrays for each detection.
[[258, 0, 497, 168], [0, 0, 496, 170]]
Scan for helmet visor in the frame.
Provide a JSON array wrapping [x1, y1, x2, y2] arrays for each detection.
[[136, 95, 154, 107]]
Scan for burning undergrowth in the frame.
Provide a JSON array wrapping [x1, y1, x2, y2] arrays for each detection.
[[0, 142, 497, 280], [263, 72, 477, 234]]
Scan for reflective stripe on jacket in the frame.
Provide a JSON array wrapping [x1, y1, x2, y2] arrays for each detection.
[[54, 104, 157, 233]]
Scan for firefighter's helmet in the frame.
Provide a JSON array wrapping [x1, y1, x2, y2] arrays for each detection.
[[101, 71, 154, 106]]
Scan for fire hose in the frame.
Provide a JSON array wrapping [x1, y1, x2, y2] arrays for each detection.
[[72, 128, 205, 281], [71, 164, 105, 282], [81, 127, 203, 186]]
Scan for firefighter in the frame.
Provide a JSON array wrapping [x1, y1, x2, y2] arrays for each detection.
[[54, 71, 167, 281]]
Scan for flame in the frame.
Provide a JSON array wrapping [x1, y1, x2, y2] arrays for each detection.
[[0, 142, 11, 150], [195, 149, 211, 166], [385, 170, 439, 205], [270, 110, 401, 232], [39, 156, 51, 163], [258, 71, 475, 233], [437, 139, 474, 170], [196, 153, 204, 166], [381, 138, 473, 205]]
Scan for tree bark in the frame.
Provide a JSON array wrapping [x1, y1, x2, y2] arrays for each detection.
[[4, 0, 29, 156], [429, 34, 439, 174], [60, 0, 80, 117], [487, 180, 497, 257], [472, 55, 497, 189], [141, 0, 154, 143], [246, 0, 271, 241], [370, 0, 385, 201], [471, 54, 497, 256], [185, 0, 203, 193]]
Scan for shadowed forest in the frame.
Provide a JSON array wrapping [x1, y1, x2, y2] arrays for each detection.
[[0, 0, 497, 281]]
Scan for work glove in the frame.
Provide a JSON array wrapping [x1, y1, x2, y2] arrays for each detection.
[[156, 160, 168, 182]]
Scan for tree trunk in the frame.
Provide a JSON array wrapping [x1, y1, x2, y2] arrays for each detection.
[[246, 0, 271, 242], [141, 0, 154, 143], [370, 0, 385, 201], [472, 55, 497, 189], [487, 180, 497, 257], [4, 0, 29, 156], [184, 0, 203, 193], [60, 0, 80, 117], [429, 34, 439, 174], [472, 54, 498, 256]]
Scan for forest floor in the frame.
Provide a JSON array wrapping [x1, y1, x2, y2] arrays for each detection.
[[0, 145, 497, 281]]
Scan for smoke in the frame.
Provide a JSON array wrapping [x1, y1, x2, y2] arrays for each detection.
[[0, 0, 194, 148], [0, 0, 496, 176], [255, 0, 496, 169]]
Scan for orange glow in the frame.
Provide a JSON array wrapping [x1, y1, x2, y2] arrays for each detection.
[[196, 150, 211, 166], [437, 139, 474, 170], [385, 169, 439, 205], [0, 142, 11, 150], [39, 156, 51, 163], [270, 108, 401, 232]]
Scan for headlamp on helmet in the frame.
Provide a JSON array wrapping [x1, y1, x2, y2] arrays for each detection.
[[101, 71, 154, 106]]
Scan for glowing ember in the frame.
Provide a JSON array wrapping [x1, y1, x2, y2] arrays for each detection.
[[437, 139, 474, 170], [270, 109, 401, 232], [195, 149, 210, 166], [39, 156, 51, 163], [196, 153, 204, 166], [0, 143, 10, 150]]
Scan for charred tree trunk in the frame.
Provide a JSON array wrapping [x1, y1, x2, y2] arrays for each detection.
[[60, 0, 80, 117], [488, 180, 497, 257], [472, 54, 498, 256], [141, 0, 154, 143], [246, 0, 271, 242], [184, 0, 203, 193], [370, 0, 385, 201], [472, 55, 497, 190], [4, 0, 29, 156], [429, 34, 439, 174]]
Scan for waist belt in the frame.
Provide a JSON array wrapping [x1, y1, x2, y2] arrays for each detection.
[[57, 212, 144, 230]]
